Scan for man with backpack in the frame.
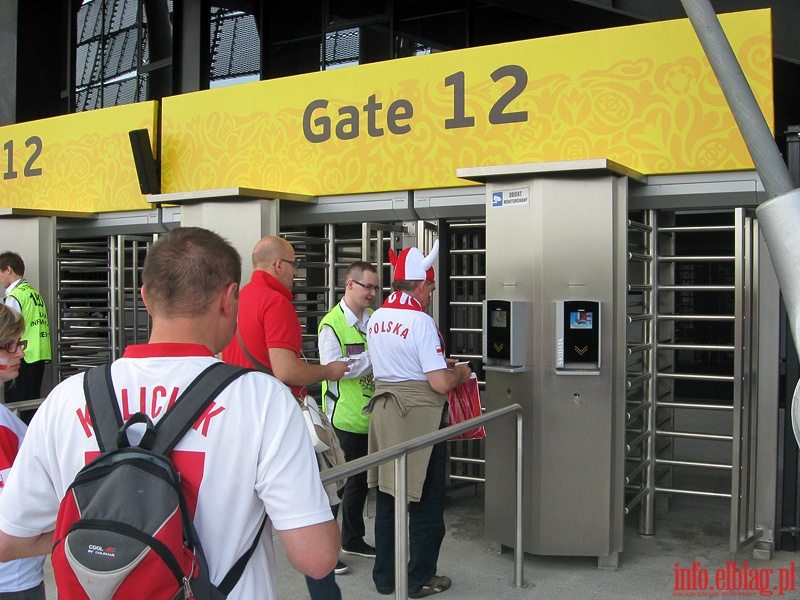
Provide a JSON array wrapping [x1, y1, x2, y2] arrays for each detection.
[[0, 227, 340, 599]]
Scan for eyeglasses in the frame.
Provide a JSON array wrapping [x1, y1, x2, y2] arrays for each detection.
[[279, 258, 300, 269], [351, 280, 379, 293], [0, 339, 27, 353]]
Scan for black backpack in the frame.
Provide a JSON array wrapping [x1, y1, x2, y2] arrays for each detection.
[[52, 362, 264, 599]]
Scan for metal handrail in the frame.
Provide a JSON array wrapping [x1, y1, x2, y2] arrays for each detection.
[[1, 398, 45, 417], [320, 404, 525, 597]]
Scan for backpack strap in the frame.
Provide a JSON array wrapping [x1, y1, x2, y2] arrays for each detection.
[[238, 329, 304, 409], [217, 515, 268, 596], [84, 362, 251, 454], [150, 361, 263, 597], [83, 364, 124, 453], [237, 328, 274, 376], [150, 361, 251, 455]]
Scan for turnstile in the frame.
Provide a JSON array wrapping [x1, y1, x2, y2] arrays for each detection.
[[56, 235, 151, 380], [625, 208, 763, 553]]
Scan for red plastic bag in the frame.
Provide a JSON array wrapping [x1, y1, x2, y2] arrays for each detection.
[[447, 374, 486, 440]]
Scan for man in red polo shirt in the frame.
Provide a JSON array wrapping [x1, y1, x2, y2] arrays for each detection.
[[222, 235, 351, 599], [223, 236, 350, 397]]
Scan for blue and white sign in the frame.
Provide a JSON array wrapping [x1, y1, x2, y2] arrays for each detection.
[[491, 187, 530, 208]]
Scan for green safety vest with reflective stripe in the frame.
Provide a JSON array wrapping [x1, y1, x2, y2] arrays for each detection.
[[8, 281, 52, 363], [319, 305, 374, 434]]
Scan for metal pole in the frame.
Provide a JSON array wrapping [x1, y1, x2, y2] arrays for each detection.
[[679, 0, 800, 339], [326, 223, 336, 311], [679, 0, 792, 199], [642, 209, 657, 536], [394, 454, 408, 600], [514, 409, 524, 587], [109, 235, 119, 359], [679, 2, 800, 449]]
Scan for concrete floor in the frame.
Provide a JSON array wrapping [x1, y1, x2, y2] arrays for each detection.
[[44, 485, 799, 599], [273, 485, 799, 599]]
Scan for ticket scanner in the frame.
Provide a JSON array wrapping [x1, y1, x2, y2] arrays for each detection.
[[483, 299, 526, 372], [555, 300, 601, 372], [459, 159, 639, 569]]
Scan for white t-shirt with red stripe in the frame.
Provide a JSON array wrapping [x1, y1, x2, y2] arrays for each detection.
[[367, 292, 447, 381], [0, 343, 332, 599], [0, 404, 45, 593]]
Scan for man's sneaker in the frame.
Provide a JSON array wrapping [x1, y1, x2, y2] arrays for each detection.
[[409, 575, 452, 598], [334, 560, 350, 575], [342, 541, 377, 558]]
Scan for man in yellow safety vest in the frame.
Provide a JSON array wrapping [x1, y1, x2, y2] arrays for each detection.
[[318, 261, 379, 561], [0, 252, 51, 412]]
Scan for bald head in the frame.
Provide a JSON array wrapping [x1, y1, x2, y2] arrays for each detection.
[[252, 236, 298, 290], [253, 236, 293, 270]]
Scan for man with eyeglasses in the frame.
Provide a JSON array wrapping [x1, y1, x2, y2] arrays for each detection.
[[318, 261, 379, 565], [223, 236, 351, 399], [222, 235, 351, 600], [0, 252, 51, 414]]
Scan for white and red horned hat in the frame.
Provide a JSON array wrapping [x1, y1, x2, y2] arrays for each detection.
[[388, 240, 439, 281]]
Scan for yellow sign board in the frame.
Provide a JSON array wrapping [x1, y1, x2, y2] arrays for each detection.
[[0, 102, 158, 213], [162, 9, 773, 197]]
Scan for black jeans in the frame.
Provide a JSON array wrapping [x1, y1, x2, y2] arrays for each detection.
[[332, 426, 370, 548], [304, 570, 341, 600], [372, 439, 447, 594], [0, 581, 46, 600]]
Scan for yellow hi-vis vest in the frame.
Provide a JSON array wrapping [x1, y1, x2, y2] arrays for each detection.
[[8, 280, 52, 363], [319, 305, 374, 434]]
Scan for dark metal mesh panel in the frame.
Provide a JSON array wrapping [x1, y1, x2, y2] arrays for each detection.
[[106, 0, 139, 33], [324, 27, 359, 68], [102, 78, 137, 108], [75, 0, 172, 111], [210, 7, 261, 83], [76, 1, 264, 108], [138, 71, 150, 100], [75, 39, 101, 88], [76, 0, 135, 111], [75, 79, 135, 111], [75, 86, 100, 112], [103, 28, 138, 80], [77, 0, 103, 45]]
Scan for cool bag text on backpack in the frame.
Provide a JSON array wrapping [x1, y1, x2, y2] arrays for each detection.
[[51, 362, 264, 600]]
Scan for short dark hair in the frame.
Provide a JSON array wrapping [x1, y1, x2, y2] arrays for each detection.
[[0, 252, 25, 276], [142, 227, 241, 317], [392, 280, 424, 293], [345, 261, 377, 283]]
